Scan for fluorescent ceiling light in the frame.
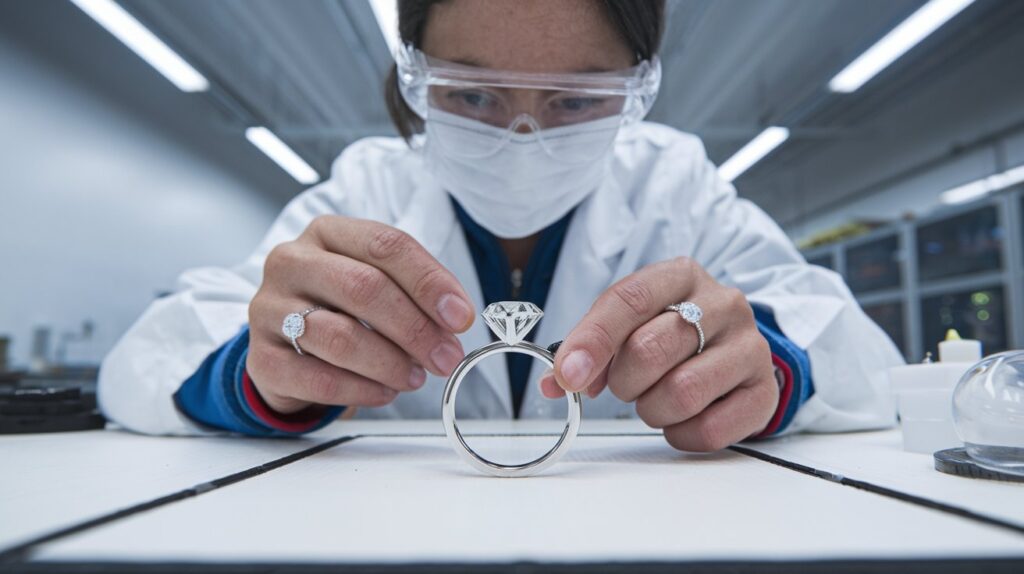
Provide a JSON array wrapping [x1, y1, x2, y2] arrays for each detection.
[[718, 127, 790, 183], [829, 0, 975, 93], [70, 0, 209, 92], [246, 127, 320, 185], [939, 164, 1024, 205], [369, 0, 400, 56]]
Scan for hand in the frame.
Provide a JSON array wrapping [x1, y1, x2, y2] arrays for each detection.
[[247, 216, 475, 414], [540, 257, 779, 451]]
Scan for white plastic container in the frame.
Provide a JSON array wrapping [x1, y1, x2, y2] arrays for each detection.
[[889, 362, 973, 454]]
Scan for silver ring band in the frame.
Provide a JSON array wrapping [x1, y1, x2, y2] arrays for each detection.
[[442, 339, 581, 478], [666, 302, 705, 355], [442, 340, 582, 478], [281, 306, 324, 356]]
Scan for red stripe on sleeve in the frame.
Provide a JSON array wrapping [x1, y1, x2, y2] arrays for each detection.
[[757, 352, 794, 438], [242, 370, 329, 433]]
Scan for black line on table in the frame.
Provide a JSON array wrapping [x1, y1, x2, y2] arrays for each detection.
[[730, 445, 1024, 537], [0, 435, 362, 564], [6, 557, 1024, 573]]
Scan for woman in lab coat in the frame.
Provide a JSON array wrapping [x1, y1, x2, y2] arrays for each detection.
[[99, 0, 903, 450]]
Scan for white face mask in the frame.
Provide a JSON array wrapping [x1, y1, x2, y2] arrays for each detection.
[[422, 109, 621, 239]]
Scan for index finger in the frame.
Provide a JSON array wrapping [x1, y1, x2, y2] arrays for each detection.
[[554, 257, 700, 392], [308, 216, 475, 333]]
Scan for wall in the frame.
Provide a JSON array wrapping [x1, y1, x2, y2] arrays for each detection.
[[0, 36, 282, 368]]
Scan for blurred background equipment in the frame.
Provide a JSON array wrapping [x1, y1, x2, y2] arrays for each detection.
[[0, 0, 1022, 372]]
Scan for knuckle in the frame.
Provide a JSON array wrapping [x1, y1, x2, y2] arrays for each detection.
[[305, 367, 341, 404], [610, 277, 656, 318], [673, 256, 697, 275], [364, 387, 398, 407], [307, 215, 335, 237], [323, 319, 359, 360], [625, 329, 674, 368], [264, 242, 299, 277], [725, 287, 749, 310], [367, 226, 413, 261], [693, 418, 730, 452], [411, 265, 447, 304], [667, 370, 706, 419], [343, 264, 388, 308]]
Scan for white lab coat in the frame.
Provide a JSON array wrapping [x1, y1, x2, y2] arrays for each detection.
[[98, 122, 904, 436]]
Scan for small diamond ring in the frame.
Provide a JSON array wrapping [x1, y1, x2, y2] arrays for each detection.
[[281, 306, 324, 355], [666, 301, 705, 355]]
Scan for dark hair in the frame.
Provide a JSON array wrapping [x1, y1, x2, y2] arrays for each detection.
[[384, 0, 666, 141]]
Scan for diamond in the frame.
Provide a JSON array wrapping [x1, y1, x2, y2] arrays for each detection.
[[677, 302, 703, 324], [282, 313, 306, 339], [482, 301, 543, 345]]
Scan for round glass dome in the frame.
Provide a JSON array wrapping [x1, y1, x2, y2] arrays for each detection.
[[952, 351, 1024, 477]]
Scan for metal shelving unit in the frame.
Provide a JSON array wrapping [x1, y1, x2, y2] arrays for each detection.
[[801, 185, 1023, 361]]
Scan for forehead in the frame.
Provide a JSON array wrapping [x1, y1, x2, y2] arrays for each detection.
[[421, 0, 635, 74]]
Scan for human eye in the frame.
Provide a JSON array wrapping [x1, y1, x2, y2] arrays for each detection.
[[552, 96, 605, 113], [447, 89, 498, 110]]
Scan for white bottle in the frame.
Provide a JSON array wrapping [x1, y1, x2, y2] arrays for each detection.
[[889, 330, 982, 454]]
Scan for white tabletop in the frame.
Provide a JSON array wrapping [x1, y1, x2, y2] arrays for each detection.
[[0, 428, 326, 551], [740, 428, 1024, 529], [3, 420, 1022, 569]]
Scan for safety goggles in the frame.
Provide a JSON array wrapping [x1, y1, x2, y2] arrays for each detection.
[[395, 44, 661, 161]]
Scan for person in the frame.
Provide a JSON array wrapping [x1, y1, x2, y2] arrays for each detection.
[[98, 0, 904, 451]]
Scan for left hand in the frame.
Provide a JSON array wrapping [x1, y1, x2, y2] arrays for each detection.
[[540, 257, 779, 451]]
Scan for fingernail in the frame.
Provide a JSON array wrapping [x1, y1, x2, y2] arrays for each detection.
[[408, 366, 426, 389], [437, 294, 472, 331], [560, 350, 593, 391], [431, 342, 463, 375]]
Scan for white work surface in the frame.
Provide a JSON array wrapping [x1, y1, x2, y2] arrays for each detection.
[[0, 429, 323, 550], [741, 428, 1024, 529], [2, 420, 1022, 570]]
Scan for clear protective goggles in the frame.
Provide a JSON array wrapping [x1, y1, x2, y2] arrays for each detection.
[[395, 44, 661, 162]]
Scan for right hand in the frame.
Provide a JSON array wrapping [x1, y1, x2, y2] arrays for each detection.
[[246, 216, 475, 414]]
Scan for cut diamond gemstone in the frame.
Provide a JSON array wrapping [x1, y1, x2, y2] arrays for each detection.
[[482, 301, 543, 345], [677, 302, 703, 324], [282, 313, 306, 339]]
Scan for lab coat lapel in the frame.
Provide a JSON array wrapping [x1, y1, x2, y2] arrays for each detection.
[[394, 182, 513, 418], [522, 181, 637, 416]]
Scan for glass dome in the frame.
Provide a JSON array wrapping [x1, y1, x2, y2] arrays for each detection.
[[952, 351, 1024, 477]]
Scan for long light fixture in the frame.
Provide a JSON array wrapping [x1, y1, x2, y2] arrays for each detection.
[[369, 0, 400, 55], [939, 164, 1024, 205], [829, 0, 975, 93], [245, 127, 320, 185], [69, 0, 209, 92], [718, 127, 790, 183]]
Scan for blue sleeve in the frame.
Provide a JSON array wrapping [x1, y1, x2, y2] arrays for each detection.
[[752, 305, 815, 435], [173, 326, 345, 437]]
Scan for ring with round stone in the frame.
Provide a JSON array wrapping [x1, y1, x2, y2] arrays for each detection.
[[442, 301, 582, 478], [665, 301, 705, 355], [281, 306, 324, 356]]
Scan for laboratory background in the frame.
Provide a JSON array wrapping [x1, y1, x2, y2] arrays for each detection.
[[2, 0, 1024, 570], [3, 0, 1023, 383]]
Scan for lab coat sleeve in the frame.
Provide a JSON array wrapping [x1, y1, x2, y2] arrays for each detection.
[[97, 142, 382, 435], [676, 139, 904, 435]]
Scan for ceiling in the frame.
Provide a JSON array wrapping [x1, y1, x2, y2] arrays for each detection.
[[8, 0, 1024, 230]]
